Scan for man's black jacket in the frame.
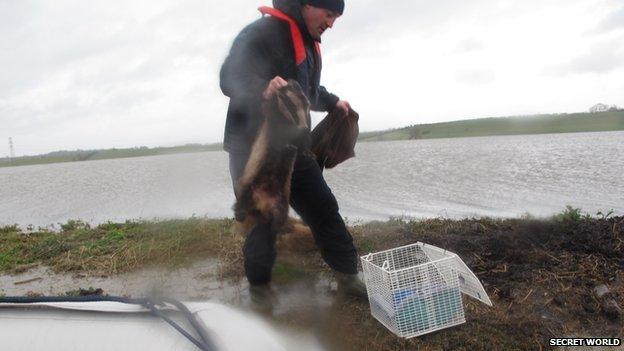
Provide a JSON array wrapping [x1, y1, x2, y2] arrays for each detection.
[[220, 0, 340, 153]]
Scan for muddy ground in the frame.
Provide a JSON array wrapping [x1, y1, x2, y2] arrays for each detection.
[[1, 215, 623, 350], [271, 216, 624, 351]]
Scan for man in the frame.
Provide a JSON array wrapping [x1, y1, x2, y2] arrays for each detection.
[[220, 0, 365, 304]]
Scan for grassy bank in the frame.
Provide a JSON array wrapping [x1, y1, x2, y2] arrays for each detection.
[[0, 207, 620, 277], [359, 110, 624, 142], [1, 210, 622, 350], [0, 218, 241, 275]]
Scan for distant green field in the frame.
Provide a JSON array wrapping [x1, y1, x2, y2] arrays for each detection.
[[359, 111, 624, 142], [0, 143, 223, 168], [3, 111, 623, 168]]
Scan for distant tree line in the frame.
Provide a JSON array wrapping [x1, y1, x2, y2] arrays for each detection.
[[589, 103, 622, 113]]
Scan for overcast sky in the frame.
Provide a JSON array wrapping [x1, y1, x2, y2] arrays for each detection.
[[1, 0, 623, 157]]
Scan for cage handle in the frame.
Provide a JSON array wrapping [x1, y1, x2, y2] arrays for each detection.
[[382, 260, 389, 270]]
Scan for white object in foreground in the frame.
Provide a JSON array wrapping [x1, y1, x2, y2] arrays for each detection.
[[0, 300, 316, 351], [361, 242, 492, 338]]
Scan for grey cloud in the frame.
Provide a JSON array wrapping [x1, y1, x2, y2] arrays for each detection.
[[1, 1, 219, 107], [332, 0, 490, 46], [571, 51, 624, 74], [0, 0, 37, 34], [0, 5, 139, 97], [0, 0, 227, 97], [546, 38, 624, 75], [455, 39, 485, 53], [2, 85, 161, 135], [0, 0, 247, 155], [332, 0, 575, 47], [454, 69, 496, 85], [324, 0, 492, 65], [3, 99, 99, 134], [597, 6, 624, 33], [3, 0, 620, 156]]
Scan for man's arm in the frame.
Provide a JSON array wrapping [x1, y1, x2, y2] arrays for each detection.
[[314, 85, 340, 112], [220, 25, 275, 111], [317, 86, 351, 116]]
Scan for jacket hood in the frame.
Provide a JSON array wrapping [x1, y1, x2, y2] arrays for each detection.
[[272, 0, 318, 42]]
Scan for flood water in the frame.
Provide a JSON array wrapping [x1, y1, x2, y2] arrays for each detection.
[[1, 131, 623, 227], [0, 259, 332, 351], [0, 258, 336, 317]]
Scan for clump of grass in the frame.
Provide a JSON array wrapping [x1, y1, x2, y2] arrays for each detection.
[[552, 205, 615, 222], [554, 205, 587, 221], [0, 224, 20, 234], [0, 218, 239, 275], [60, 220, 90, 232], [272, 262, 308, 283], [0, 229, 55, 271], [32, 235, 73, 260], [0, 248, 17, 271], [357, 239, 376, 254], [596, 209, 614, 220]]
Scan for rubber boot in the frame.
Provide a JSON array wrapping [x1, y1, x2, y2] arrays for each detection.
[[336, 272, 368, 300], [249, 284, 276, 316]]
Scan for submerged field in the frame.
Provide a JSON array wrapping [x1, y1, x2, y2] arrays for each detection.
[[3, 111, 623, 169], [0, 143, 223, 168], [1, 210, 622, 350]]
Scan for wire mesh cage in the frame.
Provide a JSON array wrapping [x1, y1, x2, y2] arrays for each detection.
[[361, 243, 468, 338]]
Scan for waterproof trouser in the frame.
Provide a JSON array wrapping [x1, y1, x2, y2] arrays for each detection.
[[229, 152, 358, 285]]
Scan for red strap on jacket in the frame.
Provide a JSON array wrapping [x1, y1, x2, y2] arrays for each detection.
[[258, 6, 321, 66]]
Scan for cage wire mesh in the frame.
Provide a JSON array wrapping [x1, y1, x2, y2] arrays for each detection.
[[361, 243, 466, 338]]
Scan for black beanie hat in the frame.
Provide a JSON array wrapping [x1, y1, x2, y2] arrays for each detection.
[[303, 0, 345, 14]]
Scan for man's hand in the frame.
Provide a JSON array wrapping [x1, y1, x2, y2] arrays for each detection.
[[263, 76, 288, 100], [334, 100, 351, 117]]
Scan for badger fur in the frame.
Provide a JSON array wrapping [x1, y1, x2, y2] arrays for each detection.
[[233, 80, 311, 232]]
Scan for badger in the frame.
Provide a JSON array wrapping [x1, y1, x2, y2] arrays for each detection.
[[233, 80, 311, 233]]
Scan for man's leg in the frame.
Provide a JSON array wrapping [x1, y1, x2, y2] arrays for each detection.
[[228, 152, 278, 286], [242, 223, 277, 285], [289, 155, 358, 275]]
